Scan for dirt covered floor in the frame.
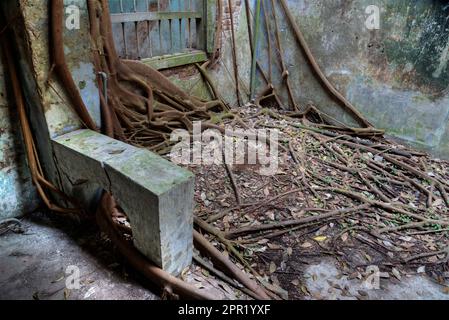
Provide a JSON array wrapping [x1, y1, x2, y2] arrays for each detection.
[[173, 105, 449, 300], [2, 104, 449, 300], [0, 213, 245, 300]]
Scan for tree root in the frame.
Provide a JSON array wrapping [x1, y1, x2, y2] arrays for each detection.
[[96, 193, 215, 300], [225, 204, 370, 239], [2, 32, 82, 216], [51, 0, 98, 131], [278, 0, 374, 128], [193, 230, 270, 300]]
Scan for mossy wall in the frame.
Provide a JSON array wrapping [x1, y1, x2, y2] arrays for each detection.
[[0, 43, 39, 218], [256, 0, 449, 158], [184, 0, 449, 158]]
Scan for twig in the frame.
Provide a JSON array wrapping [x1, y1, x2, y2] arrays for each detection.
[[0, 218, 24, 236], [225, 163, 242, 205], [226, 204, 370, 239], [403, 250, 448, 264]]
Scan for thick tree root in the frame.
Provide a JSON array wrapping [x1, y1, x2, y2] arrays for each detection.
[[276, 0, 374, 128], [96, 193, 215, 300], [2, 31, 81, 216], [51, 0, 98, 131]]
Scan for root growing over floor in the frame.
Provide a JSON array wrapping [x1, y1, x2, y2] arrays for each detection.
[[8, 0, 445, 300]]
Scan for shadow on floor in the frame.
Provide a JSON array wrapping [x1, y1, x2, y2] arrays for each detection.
[[0, 210, 159, 300]]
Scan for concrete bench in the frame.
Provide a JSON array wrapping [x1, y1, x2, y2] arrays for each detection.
[[52, 129, 194, 276]]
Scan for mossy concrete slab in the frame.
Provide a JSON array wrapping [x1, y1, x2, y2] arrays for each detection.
[[52, 129, 195, 275]]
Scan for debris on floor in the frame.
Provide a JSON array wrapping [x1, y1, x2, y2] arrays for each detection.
[[2, 0, 449, 302], [176, 105, 449, 300], [0, 212, 248, 300]]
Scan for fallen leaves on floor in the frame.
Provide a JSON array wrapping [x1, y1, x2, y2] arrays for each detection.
[[166, 105, 449, 299]]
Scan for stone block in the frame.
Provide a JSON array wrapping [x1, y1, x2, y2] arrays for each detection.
[[52, 129, 195, 275]]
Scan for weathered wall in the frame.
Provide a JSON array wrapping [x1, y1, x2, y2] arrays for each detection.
[[208, 0, 252, 106], [0, 0, 102, 214], [255, 0, 449, 158], [178, 0, 449, 158], [0, 47, 39, 219], [17, 0, 100, 138], [164, 0, 252, 107]]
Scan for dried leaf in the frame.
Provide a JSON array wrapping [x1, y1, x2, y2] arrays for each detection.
[[374, 155, 384, 162], [268, 243, 281, 250], [432, 199, 444, 207], [291, 279, 300, 286], [264, 187, 270, 196], [358, 290, 368, 297], [300, 285, 310, 296], [301, 242, 313, 249], [270, 275, 280, 286], [220, 201, 231, 208], [181, 266, 190, 281], [269, 262, 277, 274], [348, 272, 362, 280], [51, 275, 65, 284], [392, 268, 402, 280], [364, 253, 372, 262], [314, 236, 327, 242], [64, 288, 71, 300], [201, 269, 210, 277], [194, 283, 205, 289], [399, 236, 413, 242]]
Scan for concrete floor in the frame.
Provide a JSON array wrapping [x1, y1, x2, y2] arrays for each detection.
[[0, 212, 157, 300], [1, 212, 448, 300], [304, 259, 449, 300]]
